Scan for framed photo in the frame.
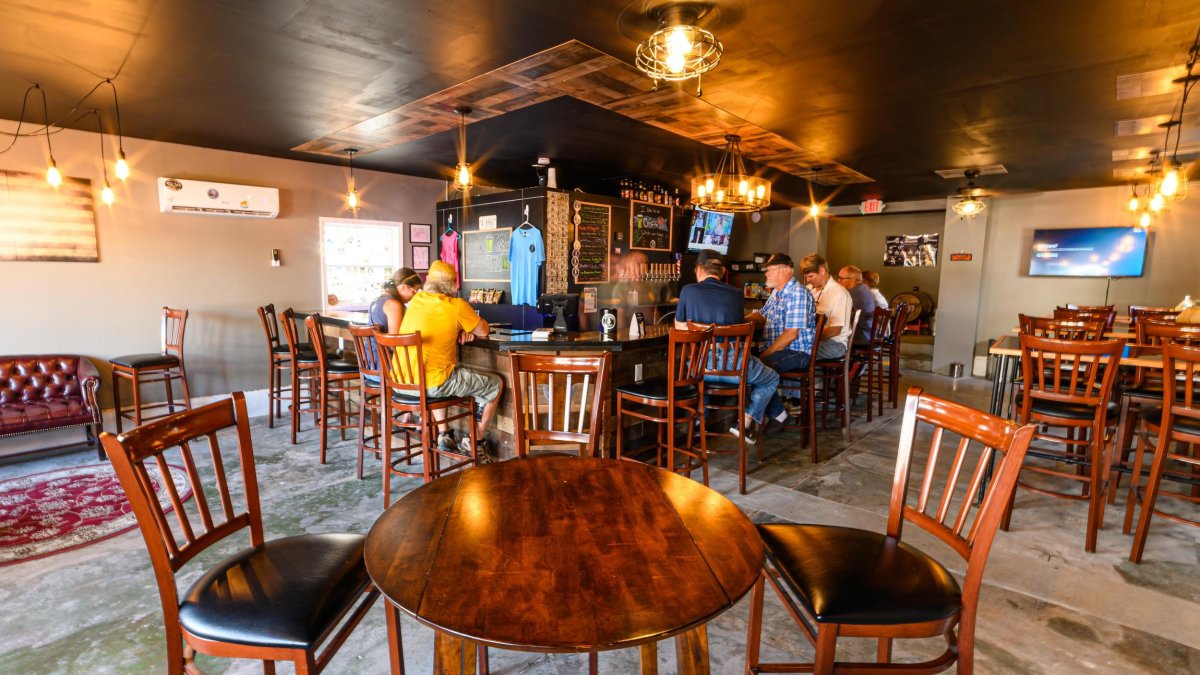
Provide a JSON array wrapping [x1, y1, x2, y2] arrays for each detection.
[[410, 222, 432, 243], [412, 245, 431, 270]]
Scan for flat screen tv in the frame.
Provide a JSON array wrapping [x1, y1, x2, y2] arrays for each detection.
[[686, 209, 735, 255], [1028, 227, 1148, 278]]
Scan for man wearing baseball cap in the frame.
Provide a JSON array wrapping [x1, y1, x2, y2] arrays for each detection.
[[747, 253, 818, 374], [398, 260, 502, 459]]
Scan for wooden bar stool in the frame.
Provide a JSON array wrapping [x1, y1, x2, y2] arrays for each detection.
[[375, 331, 478, 506], [280, 308, 322, 445], [509, 352, 612, 459], [688, 321, 755, 494], [304, 314, 360, 465], [348, 324, 385, 480], [256, 303, 292, 429], [615, 326, 712, 484], [814, 309, 860, 443], [780, 314, 827, 462], [110, 306, 192, 433], [882, 303, 912, 407], [851, 307, 891, 421]]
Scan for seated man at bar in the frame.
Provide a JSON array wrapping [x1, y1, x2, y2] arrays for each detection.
[[837, 264, 875, 346], [675, 250, 786, 442], [800, 253, 853, 360], [399, 260, 502, 457], [746, 253, 817, 374]]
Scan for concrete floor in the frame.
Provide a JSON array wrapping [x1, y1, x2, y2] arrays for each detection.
[[2, 371, 1198, 673]]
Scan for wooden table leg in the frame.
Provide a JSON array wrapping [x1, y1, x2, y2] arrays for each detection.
[[434, 630, 477, 675], [674, 625, 709, 675], [639, 642, 658, 675], [385, 601, 405, 675]]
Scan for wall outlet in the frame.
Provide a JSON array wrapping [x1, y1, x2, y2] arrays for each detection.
[[271, 248, 281, 267]]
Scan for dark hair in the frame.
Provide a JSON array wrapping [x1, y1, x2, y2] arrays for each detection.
[[696, 257, 725, 278], [383, 267, 422, 300]]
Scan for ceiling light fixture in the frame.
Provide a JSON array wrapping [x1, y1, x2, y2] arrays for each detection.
[[951, 169, 987, 219], [690, 134, 770, 212], [453, 107, 473, 192], [105, 79, 130, 180], [344, 148, 359, 211], [91, 109, 114, 205], [635, 4, 723, 96]]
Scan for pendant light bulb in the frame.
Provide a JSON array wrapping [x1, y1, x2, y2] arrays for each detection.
[[101, 182, 114, 205], [1161, 167, 1179, 197], [456, 162, 472, 189], [47, 159, 62, 187], [1138, 211, 1151, 229], [810, 203, 821, 217], [1149, 192, 1165, 212], [114, 150, 130, 180], [1127, 194, 1140, 212], [347, 188, 359, 210]]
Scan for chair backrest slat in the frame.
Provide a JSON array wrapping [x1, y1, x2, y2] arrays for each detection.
[[178, 441, 215, 533], [508, 353, 612, 458], [280, 308, 306, 358], [257, 303, 281, 349], [162, 306, 188, 357], [915, 426, 944, 514], [349, 324, 383, 380], [936, 435, 972, 526]]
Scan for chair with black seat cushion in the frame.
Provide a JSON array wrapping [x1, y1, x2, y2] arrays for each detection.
[[304, 314, 360, 465], [779, 313, 827, 462], [257, 303, 295, 429], [100, 392, 379, 674], [1109, 320, 1200, 502], [746, 387, 1035, 675], [688, 321, 755, 494], [815, 309, 861, 443], [1002, 334, 1124, 552], [376, 331, 477, 505], [110, 306, 192, 433], [509, 352, 612, 459], [1124, 341, 1200, 562], [280, 308, 324, 445], [615, 326, 713, 484], [852, 307, 892, 421]]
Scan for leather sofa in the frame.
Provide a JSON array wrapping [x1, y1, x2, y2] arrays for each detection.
[[0, 355, 104, 459]]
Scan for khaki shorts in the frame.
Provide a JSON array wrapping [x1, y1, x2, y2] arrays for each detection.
[[428, 365, 501, 408]]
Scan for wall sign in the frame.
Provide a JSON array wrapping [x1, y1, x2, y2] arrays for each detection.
[[572, 201, 611, 283], [949, 252, 973, 262], [478, 214, 498, 230], [462, 227, 512, 281], [629, 200, 672, 251], [860, 199, 886, 215]]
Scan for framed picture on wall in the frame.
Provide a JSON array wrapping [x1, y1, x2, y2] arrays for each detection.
[[410, 223, 432, 243], [412, 245, 430, 270]]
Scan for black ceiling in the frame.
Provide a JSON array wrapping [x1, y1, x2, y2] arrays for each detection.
[[2, 0, 1199, 207]]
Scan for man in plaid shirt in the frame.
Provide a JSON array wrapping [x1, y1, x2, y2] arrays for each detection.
[[748, 253, 817, 374]]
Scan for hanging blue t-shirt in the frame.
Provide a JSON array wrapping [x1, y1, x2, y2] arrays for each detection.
[[508, 227, 545, 306]]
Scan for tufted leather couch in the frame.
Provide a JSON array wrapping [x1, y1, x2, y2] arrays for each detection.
[[0, 355, 104, 459]]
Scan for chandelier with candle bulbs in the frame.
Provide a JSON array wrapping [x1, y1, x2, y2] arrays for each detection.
[[690, 134, 770, 212]]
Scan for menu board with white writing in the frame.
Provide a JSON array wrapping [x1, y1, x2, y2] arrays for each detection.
[[572, 201, 610, 283], [629, 200, 672, 251]]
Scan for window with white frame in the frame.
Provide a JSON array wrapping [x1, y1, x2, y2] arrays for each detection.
[[319, 218, 405, 312]]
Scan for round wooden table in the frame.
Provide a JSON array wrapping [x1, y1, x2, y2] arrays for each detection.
[[365, 456, 764, 674]]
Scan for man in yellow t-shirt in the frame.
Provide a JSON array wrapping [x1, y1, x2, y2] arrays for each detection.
[[399, 261, 501, 457]]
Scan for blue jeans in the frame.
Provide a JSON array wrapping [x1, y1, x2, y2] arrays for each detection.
[[762, 350, 812, 419], [706, 354, 781, 425]]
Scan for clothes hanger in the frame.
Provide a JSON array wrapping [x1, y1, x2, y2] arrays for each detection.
[[518, 204, 534, 230], [444, 213, 456, 236]]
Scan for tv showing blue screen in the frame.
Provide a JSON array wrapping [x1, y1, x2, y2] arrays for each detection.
[[686, 209, 735, 255], [1028, 227, 1148, 277]]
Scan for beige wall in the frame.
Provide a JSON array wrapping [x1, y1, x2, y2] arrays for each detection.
[[826, 212, 945, 306], [0, 120, 446, 406], [973, 185, 1198, 358]]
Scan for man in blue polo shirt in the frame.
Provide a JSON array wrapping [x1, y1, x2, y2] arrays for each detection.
[[676, 250, 785, 443]]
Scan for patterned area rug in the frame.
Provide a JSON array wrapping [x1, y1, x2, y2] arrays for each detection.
[[0, 463, 191, 566]]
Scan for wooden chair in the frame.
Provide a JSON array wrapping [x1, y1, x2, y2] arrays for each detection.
[[1129, 305, 1179, 330], [348, 324, 385, 480], [1055, 306, 1116, 333], [110, 306, 192, 433], [1003, 334, 1124, 552], [1109, 320, 1200, 507], [100, 392, 378, 674], [279, 308, 327, 445], [1019, 314, 1105, 340], [257, 303, 298, 429], [746, 387, 1035, 675], [1124, 341, 1200, 562], [883, 303, 913, 407], [304, 314, 361, 465], [615, 326, 713, 484], [815, 309, 861, 443], [375, 331, 477, 506], [852, 307, 892, 421], [688, 321, 756, 494], [780, 313, 827, 461], [508, 352, 612, 459]]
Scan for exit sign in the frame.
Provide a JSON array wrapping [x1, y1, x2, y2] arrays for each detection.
[[860, 199, 886, 215]]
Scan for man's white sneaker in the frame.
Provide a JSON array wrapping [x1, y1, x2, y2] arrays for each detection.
[[730, 424, 757, 445]]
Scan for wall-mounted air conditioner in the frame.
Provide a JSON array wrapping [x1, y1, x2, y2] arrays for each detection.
[[157, 177, 280, 219]]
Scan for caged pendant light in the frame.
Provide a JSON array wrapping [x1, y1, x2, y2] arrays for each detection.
[[635, 3, 723, 96], [951, 169, 987, 219]]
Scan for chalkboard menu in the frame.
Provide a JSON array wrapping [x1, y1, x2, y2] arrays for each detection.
[[571, 201, 610, 283], [462, 227, 512, 282], [630, 200, 673, 251]]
